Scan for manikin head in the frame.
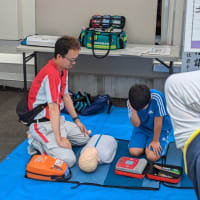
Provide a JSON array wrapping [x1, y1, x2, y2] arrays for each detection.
[[78, 147, 98, 173]]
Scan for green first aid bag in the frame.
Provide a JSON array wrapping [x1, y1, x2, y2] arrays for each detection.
[[79, 28, 127, 59]]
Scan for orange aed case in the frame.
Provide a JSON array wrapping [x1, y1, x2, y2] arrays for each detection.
[[26, 155, 71, 182]]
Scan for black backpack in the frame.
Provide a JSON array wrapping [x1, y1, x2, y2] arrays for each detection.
[[62, 91, 112, 116]]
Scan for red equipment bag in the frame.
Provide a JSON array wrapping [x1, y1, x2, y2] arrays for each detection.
[[115, 157, 183, 184]]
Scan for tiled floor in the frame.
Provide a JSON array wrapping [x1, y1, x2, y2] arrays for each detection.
[[0, 87, 27, 161]]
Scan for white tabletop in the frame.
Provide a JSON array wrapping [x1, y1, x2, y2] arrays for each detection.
[[17, 43, 180, 61]]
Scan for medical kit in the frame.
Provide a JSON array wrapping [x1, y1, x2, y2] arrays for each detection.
[[79, 15, 127, 58], [25, 155, 72, 182], [115, 157, 183, 184], [79, 28, 127, 58]]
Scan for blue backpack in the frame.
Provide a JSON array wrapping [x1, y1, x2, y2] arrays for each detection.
[[62, 91, 112, 116]]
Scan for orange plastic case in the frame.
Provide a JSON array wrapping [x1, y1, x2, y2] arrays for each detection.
[[26, 155, 71, 182]]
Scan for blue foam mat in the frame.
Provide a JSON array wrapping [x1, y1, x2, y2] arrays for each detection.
[[61, 106, 133, 140], [0, 106, 196, 200], [0, 140, 196, 200]]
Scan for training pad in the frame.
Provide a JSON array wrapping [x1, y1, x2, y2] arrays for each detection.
[[69, 140, 159, 189]]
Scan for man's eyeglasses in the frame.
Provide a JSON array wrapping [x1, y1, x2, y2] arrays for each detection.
[[63, 56, 78, 64]]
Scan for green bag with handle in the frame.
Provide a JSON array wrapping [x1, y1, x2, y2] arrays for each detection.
[[79, 28, 127, 58]]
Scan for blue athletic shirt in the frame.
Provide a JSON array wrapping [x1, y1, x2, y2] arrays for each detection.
[[128, 89, 172, 134]]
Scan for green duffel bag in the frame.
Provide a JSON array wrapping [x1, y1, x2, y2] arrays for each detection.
[[79, 28, 127, 59]]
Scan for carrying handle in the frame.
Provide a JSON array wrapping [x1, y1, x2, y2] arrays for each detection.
[[91, 31, 112, 59]]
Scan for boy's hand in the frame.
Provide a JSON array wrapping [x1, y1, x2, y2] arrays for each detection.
[[128, 100, 134, 111], [128, 100, 141, 127], [148, 141, 162, 156]]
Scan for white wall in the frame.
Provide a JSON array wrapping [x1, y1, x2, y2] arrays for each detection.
[[0, 0, 19, 40], [0, 0, 35, 40], [36, 0, 158, 44], [161, 0, 185, 48], [0, 0, 185, 97], [20, 0, 36, 39]]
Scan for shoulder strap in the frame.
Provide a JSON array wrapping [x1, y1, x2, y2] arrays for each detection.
[[106, 95, 112, 114]]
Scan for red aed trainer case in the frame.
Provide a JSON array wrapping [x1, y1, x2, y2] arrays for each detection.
[[115, 156, 183, 184]]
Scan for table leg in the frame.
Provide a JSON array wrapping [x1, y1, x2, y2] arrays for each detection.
[[34, 52, 37, 76], [22, 52, 36, 92], [155, 58, 174, 74], [23, 52, 27, 91]]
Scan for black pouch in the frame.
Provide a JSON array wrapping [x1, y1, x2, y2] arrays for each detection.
[[146, 162, 183, 184], [16, 93, 47, 126]]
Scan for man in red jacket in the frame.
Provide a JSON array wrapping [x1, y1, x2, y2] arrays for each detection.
[[27, 36, 90, 167]]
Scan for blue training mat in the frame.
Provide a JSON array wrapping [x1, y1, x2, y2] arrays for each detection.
[[0, 106, 196, 200], [163, 142, 194, 189], [0, 140, 195, 200]]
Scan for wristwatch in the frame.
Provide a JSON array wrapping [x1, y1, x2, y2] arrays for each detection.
[[72, 116, 79, 122]]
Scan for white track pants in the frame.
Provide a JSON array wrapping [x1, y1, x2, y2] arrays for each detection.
[[27, 116, 89, 167]]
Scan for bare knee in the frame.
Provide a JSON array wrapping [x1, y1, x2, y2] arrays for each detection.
[[145, 149, 160, 162], [129, 148, 144, 157]]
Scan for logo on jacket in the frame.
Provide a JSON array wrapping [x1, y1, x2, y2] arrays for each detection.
[[148, 110, 154, 115]]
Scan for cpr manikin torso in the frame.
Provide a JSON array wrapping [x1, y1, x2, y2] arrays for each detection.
[[78, 134, 117, 173]]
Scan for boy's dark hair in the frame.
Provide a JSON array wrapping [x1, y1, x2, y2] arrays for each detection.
[[128, 84, 151, 111], [54, 36, 81, 58]]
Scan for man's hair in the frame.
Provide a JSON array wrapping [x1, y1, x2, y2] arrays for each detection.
[[128, 84, 151, 111], [54, 36, 81, 58]]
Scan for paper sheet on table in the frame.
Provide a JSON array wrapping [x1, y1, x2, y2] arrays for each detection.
[[122, 46, 170, 56], [148, 47, 171, 55], [122, 47, 152, 56]]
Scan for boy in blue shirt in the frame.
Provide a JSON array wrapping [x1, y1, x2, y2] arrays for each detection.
[[128, 84, 172, 161]]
